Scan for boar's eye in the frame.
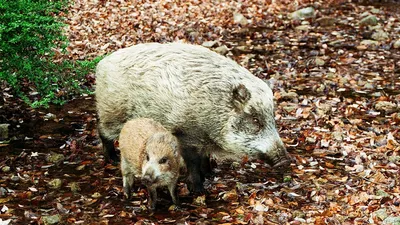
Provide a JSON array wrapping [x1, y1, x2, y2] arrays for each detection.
[[252, 117, 259, 125], [252, 116, 263, 132], [159, 157, 168, 164], [146, 154, 149, 161]]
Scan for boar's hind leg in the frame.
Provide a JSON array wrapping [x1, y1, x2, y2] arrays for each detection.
[[200, 154, 212, 179], [181, 147, 205, 194], [98, 126, 118, 163]]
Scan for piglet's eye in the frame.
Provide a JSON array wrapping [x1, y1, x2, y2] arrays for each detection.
[[146, 154, 149, 161], [159, 157, 168, 164]]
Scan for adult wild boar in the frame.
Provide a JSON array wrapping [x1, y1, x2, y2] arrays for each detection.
[[96, 43, 291, 193]]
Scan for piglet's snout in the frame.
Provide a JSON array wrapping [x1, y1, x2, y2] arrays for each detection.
[[141, 168, 157, 185]]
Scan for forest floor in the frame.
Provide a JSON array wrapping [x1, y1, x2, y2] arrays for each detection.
[[1, 0, 400, 224]]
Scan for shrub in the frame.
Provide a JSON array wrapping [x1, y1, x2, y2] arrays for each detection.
[[0, 0, 98, 108]]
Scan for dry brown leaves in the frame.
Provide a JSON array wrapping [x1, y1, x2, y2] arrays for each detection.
[[1, 0, 400, 224]]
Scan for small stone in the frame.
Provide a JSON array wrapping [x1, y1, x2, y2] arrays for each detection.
[[234, 46, 249, 52], [359, 15, 378, 26], [393, 40, 400, 49], [370, 24, 383, 31], [92, 192, 101, 198], [316, 17, 336, 27], [364, 83, 374, 89], [233, 12, 248, 26], [383, 216, 400, 225], [2, 166, 10, 173], [0, 124, 9, 140], [372, 30, 389, 41], [214, 45, 229, 55], [360, 40, 379, 47], [231, 161, 241, 169], [48, 179, 62, 189], [10, 175, 20, 182], [193, 195, 206, 206], [290, 7, 316, 20], [46, 152, 65, 165], [280, 91, 298, 101], [295, 25, 311, 31], [317, 103, 332, 116], [283, 105, 297, 113], [316, 84, 326, 93], [42, 214, 61, 225], [376, 189, 390, 197], [222, 189, 238, 201], [201, 41, 217, 48], [329, 40, 344, 47], [315, 57, 325, 66], [168, 204, 180, 211], [374, 208, 388, 221], [292, 210, 306, 218], [69, 182, 81, 193], [0, 187, 7, 196], [388, 155, 400, 163], [370, 8, 381, 14], [43, 113, 56, 120], [375, 101, 398, 114], [76, 165, 85, 171], [306, 137, 316, 144], [331, 131, 344, 142], [301, 21, 310, 25]]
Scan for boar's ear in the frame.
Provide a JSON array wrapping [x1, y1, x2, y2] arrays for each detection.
[[232, 84, 251, 111]]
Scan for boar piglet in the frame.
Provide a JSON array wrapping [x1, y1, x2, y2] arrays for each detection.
[[119, 118, 183, 210]]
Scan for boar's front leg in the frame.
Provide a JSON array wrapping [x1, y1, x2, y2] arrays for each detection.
[[98, 124, 119, 163], [181, 147, 205, 194]]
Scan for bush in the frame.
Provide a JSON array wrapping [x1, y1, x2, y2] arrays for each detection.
[[0, 0, 98, 108]]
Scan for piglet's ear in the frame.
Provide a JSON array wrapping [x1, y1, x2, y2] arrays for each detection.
[[170, 141, 179, 156], [232, 84, 251, 111]]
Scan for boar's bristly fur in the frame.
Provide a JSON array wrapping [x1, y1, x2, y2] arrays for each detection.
[[96, 43, 291, 193], [119, 118, 183, 210]]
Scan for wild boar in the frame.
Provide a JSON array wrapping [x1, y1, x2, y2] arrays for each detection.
[[96, 42, 291, 193], [119, 118, 182, 210]]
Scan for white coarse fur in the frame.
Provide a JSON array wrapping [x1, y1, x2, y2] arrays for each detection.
[[96, 42, 288, 164]]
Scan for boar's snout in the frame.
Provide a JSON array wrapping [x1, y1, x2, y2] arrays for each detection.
[[258, 145, 292, 168]]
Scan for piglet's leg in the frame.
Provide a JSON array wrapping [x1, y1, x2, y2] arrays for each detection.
[[121, 157, 134, 199], [147, 186, 157, 210], [168, 179, 179, 206]]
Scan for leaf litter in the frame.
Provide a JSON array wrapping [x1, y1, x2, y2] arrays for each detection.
[[1, 0, 400, 224]]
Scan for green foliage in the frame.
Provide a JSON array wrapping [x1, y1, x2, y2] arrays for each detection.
[[0, 0, 99, 108]]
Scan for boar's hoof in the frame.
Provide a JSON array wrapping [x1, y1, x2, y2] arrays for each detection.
[[189, 183, 206, 195], [273, 158, 292, 169], [123, 191, 131, 200]]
